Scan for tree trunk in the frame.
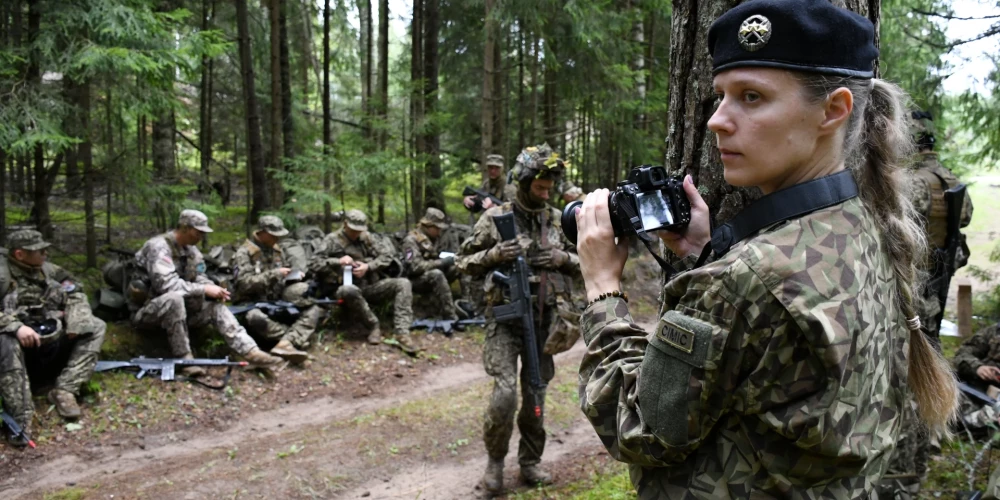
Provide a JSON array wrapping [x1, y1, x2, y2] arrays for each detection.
[[422, 0, 442, 210], [28, 0, 51, 237], [481, 0, 497, 176], [358, 0, 372, 140], [410, 0, 424, 217], [516, 20, 525, 153], [199, 0, 215, 184], [322, 0, 332, 233], [152, 111, 176, 180], [79, 81, 96, 267], [269, 0, 284, 208], [0, 151, 6, 241], [530, 34, 539, 145], [376, 0, 388, 224], [280, 0, 294, 162], [235, 0, 269, 220], [667, 0, 879, 231]]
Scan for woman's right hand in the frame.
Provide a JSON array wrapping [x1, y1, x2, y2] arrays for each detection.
[[659, 175, 712, 259]]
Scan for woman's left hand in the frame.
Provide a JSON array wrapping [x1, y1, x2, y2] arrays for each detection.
[[576, 188, 630, 302]]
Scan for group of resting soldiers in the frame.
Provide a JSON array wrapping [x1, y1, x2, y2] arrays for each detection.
[[0, 142, 590, 492]]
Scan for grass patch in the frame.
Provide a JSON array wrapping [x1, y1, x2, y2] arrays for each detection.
[[42, 487, 89, 500], [511, 462, 635, 500]]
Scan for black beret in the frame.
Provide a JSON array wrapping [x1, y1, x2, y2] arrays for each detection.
[[708, 0, 878, 78]]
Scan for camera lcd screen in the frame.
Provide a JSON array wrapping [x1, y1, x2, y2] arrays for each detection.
[[636, 190, 674, 232]]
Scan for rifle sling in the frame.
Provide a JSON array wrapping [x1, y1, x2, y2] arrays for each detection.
[[178, 364, 235, 391]]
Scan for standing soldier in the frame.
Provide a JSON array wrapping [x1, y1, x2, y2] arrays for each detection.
[[879, 110, 976, 499], [464, 154, 513, 213], [132, 210, 283, 375], [400, 208, 461, 325], [458, 155, 580, 493], [0, 230, 106, 431], [309, 209, 412, 345], [230, 216, 317, 364]]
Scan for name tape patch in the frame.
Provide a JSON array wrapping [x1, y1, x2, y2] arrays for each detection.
[[659, 321, 695, 354]]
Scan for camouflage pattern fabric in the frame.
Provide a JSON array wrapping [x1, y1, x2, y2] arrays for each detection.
[[458, 200, 580, 467], [482, 309, 556, 465], [132, 232, 259, 356], [953, 324, 1000, 389], [908, 152, 975, 338], [876, 404, 926, 499], [0, 331, 33, 431], [578, 197, 909, 499], [311, 228, 412, 335], [0, 257, 105, 398], [437, 224, 477, 308], [401, 227, 458, 320], [232, 237, 320, 349]]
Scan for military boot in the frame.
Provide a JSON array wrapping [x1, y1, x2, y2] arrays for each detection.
[[179, 352, 206, 378], [270, 339, 308, 364], [519, 464, 552, 486], [366, 326, 382, 345], [244, 347, 284, 369], [47, 388, 82, 420], [482, 458, 504, 494]]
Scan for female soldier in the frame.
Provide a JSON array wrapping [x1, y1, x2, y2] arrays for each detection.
[[574, 0, 958, 497]]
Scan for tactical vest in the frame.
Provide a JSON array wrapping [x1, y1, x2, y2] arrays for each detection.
[[912, 164, 953, 248]]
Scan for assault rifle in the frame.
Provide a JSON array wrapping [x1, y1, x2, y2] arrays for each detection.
[[95, 356, 248, 390], [227, 298, 341, 321], [1, 411, 35, 448], [933, 183, 968, 330], [490, 211, 545, 418], [958, 381, 999, 409], [463, 186, 503, 213], [411, 317, 486, 336]]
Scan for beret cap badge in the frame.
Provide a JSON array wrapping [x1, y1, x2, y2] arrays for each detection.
[[738, 15, 771, 52]]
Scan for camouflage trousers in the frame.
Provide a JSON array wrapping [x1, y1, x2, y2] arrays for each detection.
[[336, 279, 413, 335], [132, 291, 258, 356], [877, 404, 929, 499], [245, 306, 322, 349], [0, 334, 32, 430], [411, 269, 458, 320], [0, 319, 105, 429], [482, 307, 555, 465]]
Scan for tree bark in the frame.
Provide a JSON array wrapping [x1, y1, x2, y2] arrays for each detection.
[[481, 0, 497, 177], [199, 0, 215, 184], [422, 0, 442, 210], [667, 0, 880, 232], [375, 0, 388, 223], [152, 111, 176, 180], [269, 0, 284, 207], [79, 80, 96, 267], [322, 0, 332, 233], [28, 0, 52, 237], [410, 0, 424, 216], [280, 0, 294, 162], [358, 0, 372, 140], [235, 0, 269, 220], [516, 20, 525, 153]]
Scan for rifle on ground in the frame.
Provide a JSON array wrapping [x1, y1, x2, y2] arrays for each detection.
[[95, 356, 248, 390], [463, 186, 503, 213], [411, 317, 486, 336], [490, 212, 545, 418], [959, 381, 1000, 409], [1, 411, 35, 448], [932, 183, 968, 330], [227, 298, 341, 320]]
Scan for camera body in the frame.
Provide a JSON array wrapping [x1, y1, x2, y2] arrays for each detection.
[[561, 165, 691, 244]]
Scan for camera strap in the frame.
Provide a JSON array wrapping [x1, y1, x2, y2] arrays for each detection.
[[695, 170, 859, 267]]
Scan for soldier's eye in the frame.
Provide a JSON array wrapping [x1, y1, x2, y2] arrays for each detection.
[[743, 91, 761, 103]]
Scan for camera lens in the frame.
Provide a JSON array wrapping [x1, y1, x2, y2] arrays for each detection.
[[560, 200, 584, 244]]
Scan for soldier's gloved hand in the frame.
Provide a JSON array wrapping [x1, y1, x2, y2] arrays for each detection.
[[487, 240, 522, 264], [530, 248, 569, 269]]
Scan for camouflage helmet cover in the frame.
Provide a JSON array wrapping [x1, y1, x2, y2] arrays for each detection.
[[514, 143, 566, 184]]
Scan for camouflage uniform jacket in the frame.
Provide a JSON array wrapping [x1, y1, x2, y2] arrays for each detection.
[[953, 324, 1000, 383], [135, 231, 214, 300], [400, 228, 447, 277], [480, 177, 514, 204], [310, 228, 398, 288], [579, 197, 909, 498], [458, 202, 580, 307], [0, 257, 93, 337], [909, 152, 973, 250], [231, 238, 286, 302]]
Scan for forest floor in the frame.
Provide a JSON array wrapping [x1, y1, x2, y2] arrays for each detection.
[[2, 175, 999, 500]]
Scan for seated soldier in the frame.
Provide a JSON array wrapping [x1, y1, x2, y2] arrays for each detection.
[[0, 230, 106, 428], [132, 210, 283, 375], [401, 208, 461, 326], [231, 216, 319, 364], [309, 210, 412, 345]]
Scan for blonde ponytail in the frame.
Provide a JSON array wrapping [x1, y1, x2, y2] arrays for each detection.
[[796, 74, 958, 433]]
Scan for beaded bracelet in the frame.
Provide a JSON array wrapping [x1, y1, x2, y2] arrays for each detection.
[[588, 290, 628, 308]]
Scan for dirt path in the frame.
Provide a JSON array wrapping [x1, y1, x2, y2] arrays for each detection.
[[5, 333, 626, 499]]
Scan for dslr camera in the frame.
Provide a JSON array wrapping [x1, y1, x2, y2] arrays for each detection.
[[561, 165, 691, 243]]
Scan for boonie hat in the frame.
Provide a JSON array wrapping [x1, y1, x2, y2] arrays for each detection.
[[179, 209, 214, 233]]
